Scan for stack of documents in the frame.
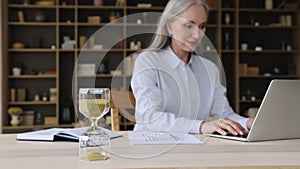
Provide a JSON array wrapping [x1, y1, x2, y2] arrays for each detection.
[[128, 131, 203, 145]]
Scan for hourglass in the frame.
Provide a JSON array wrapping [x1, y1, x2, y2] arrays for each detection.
[[78, 88, 110, 161]]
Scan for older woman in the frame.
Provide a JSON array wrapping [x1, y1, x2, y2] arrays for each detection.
[[131, 0, 253, 135]]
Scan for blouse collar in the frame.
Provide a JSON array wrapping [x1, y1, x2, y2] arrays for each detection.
[[165, 46, 194, 70]]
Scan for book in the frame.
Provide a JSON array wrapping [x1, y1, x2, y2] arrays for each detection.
[[17, 88, 26, 101], [17, 11, 25, 22], [10, 88, 16, 102], [16, 127, 122, 142]]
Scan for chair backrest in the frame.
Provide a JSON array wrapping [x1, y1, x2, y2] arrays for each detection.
[[110, 90, 136, 131]]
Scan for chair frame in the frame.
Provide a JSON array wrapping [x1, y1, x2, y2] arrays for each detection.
[[110, 90, 135, 131]]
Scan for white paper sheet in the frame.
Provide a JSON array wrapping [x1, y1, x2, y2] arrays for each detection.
[[128, 131, 203, 145]]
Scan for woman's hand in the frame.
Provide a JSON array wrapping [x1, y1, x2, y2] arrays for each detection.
[[200, 118, 248, 136], [247, 118, 254, 130]]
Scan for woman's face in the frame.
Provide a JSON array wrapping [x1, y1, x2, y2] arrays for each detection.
[[167, 4, 207, 54]]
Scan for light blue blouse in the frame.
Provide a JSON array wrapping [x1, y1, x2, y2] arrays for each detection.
[[131, 46, 248, 134]]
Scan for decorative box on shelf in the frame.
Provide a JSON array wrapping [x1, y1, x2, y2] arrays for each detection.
[[247, 67, 260, 76], [44, 117, 57, 125], [78, 64, 96, 76], [239, 63, 248, 76], [87, 16, 101, 24]]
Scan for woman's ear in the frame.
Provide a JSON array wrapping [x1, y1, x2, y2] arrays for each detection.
[[166, 22, 173, 36]]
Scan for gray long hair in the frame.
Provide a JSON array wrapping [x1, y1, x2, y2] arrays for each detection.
[[148, 0, 209, 50]]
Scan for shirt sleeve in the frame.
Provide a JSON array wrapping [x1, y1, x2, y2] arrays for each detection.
[[208, 62, 249, 130], [131, 53, 203, 134]]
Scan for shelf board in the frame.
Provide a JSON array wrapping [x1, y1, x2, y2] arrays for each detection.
[[2, 124, 74, 131], [239, 75, 299, 78], [239, 50, 299, 54], [8, 75, 57, 79], [8, 4, 56, 9], [58, 5, 76, 9], [77, 22, 123, 27], [126, 49, 142, 52], [78, 48, 124, 52], [77, 23, 104, 26], [61, 48, 125, 52], [8, 48, 56, 52], [8, 101, 56, 105], [78, 74, 125, 78], [59, 49, 76, 52], [126, 6, 164, 10], [59, 22, 76, 26], [126, 23, 219, 28], [221, 25, 236, 28], [126, 23, 157, 27], [239, 25, 298, 29], [77, 5, 123, 9], [8, 22, 56, 26], [239, 8, 299, 13]]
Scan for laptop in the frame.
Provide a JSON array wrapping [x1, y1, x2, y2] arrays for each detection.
[[206, 79, 300, 142]]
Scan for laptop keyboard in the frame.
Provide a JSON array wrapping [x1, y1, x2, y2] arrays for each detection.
[[212, 131, 248, 138]]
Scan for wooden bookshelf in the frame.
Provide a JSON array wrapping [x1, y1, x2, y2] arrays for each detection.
[[1, 0, 299, 133]]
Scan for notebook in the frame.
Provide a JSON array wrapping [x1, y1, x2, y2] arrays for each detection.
[[206, 79, 300, 142], [16, 127, 122, 142]]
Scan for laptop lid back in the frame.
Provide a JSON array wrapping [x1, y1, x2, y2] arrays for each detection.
[[247, 79, 300, 141]]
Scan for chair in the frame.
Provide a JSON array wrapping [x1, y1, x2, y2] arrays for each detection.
[[110, 90, 136, 131]]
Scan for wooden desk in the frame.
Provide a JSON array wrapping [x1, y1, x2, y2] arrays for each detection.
[[0, 133, 299, 169]]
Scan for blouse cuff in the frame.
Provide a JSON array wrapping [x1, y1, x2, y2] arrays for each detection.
[[189, 119, 203, 134]]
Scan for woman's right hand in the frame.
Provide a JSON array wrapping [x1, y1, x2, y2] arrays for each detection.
[[200, 118, 248, 136]]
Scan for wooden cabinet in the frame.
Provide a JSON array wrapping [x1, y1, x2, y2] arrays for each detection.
[[1, 0, 299, 133], [1, 0, 169, 132], [217, 0, 299, 117], [2, 0, 75, 133], [74, 1, 169, 130], [236, 0, 300, 116]]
